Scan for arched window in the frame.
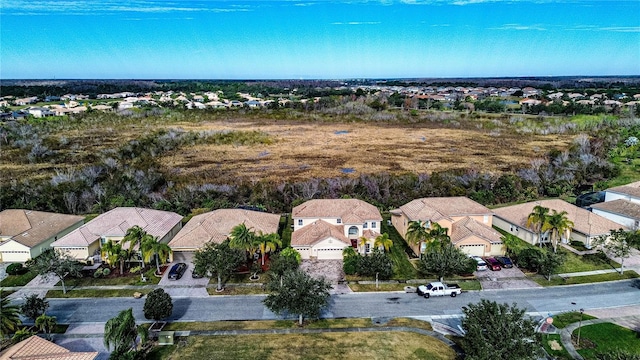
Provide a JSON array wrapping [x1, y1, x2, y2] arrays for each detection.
[[348, 226, 359, 235]]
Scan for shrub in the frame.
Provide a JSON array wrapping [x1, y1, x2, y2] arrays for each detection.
[[130, 266, 142, 274], [102, 268, 111, 276], [6, 263, 28, 276], [93, 268, 103, 278]]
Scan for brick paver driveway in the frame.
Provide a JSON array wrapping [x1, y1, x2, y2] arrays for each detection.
[[475, 266, 542, 290]]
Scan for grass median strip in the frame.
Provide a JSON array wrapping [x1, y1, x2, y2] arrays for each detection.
[[530, 271, 639, 287], [46, 289, 150, 298]]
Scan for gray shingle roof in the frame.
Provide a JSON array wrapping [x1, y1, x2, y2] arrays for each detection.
[[607, 181, 640, 199], [591, 199, 640, 221]]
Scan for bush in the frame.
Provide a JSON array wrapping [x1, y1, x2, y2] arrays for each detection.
[[102, 268, 111, 276], [6, 263, 28, 276], [93, 268, 103, 278], [343, 255, 359, 275], [130, 266, 142, 274]]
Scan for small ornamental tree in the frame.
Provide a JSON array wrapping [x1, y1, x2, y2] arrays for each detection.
[[194, 240, 244, 291], [35, 314, 57, 340], [461, 300, 541, 360], [593, 229, 636, 275], [418, 241, 471, 282], [269, 247, 301, 277], [358, 249, 393, 280], [20, 294, 49, 322], [27, 248, 83, 294], [263, 269, 332, 326], [143, 288, 173, 321]]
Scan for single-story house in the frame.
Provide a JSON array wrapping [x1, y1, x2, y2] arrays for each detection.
[[291, 199, 382, 260], [604, 181, 640, 204], [591, 199, 640, 230], [0, 209, 84, 263], [51, 207, 182, 262], [168, 208, 281, 261], [0, 335, 97, 360], [390, 197, 503, 257], [493, 199, 624, 249]]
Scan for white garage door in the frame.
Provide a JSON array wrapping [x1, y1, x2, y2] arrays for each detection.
[[171, 251, 195, 264], [459, 244, 485, 257], [316, 248, 344, 260]]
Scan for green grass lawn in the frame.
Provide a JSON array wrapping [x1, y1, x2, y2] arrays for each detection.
[[0, 271, 38, 287], [349, 280, 481, 292], [382, 215, 418, 279], [207, 285, 265, 296], [147, 331, 456, 360], [551, 311, 597, 329], [556, 250, 619, 274], [46, 289, 150, 298], [62, 267, 161, 286], [575, 322, 640, 359], [530, 270, 639, 287], [542, 334, 573, 360]]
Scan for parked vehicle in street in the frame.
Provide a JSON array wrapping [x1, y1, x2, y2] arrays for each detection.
[[484, 257, 502, 271], [496, 256, 514, 268], [470, 255, 488, 271], [168, 263, 187, 280], [417, 282, 462, 298]]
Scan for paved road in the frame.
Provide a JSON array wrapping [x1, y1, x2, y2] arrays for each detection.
[[45, 279, 640, 324]]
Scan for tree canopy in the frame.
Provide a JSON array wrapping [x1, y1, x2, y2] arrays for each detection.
[[461, 299, 540, 360], [263, 269, 332, 326], [593, 229, 638, 274], [1, 292, 22, 339], [193, 240, 244, 291], [27, 248, 83, 294], [418, 241, 473, 282], [104, 308, 148, 358], [20, 294, 49, 321], [143, 288, 173, 321]]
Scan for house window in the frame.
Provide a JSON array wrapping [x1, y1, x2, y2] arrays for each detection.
[[365, 243, 371, 253], [298, 219, 303, 226], [483, 215, 489, 223], [348, 226, 358, 235], [363, 222, 368, 229], [337, 218, 341, 224], [372, 222, 376, 229]]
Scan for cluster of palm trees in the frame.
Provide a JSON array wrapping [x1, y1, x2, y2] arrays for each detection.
[[228, 223, 282, 267], [101, 226, 171, 277], [358, 233, 394, 253], [406, 221, 451, 252], [0, 294, 57, 343], [526, 205, 574, 253]]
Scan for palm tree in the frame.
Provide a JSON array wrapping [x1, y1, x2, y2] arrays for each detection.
[[254, 232, 282, 266], [104, 308, 148, 355], [358, 236, 371, 254], [527, 205, 550, 247], [141, 236, 172, 273], [101, 240, 132, 275], [542, 210, 574, 253], [123, 226, 152, 280], [35, 314, 57, 340], [374, 233, 393, 252], [406, 220, 430, 253], [229, 223, 257, 260], [425, 223, 450, 251], [1, 292, 22, 339]]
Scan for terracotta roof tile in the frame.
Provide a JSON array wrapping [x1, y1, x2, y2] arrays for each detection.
[[591, 199, 640, 221], [493, 199, 625, 236], [292, 199, 382, 223], [397, 197, 492, 222], [0, 210, 84, 248], [0, 335, 97, 360], [168, 209, 281, 249], [450, 217, 502, 244], [291, 220, 351, 246], [52, 207, 182, 247]]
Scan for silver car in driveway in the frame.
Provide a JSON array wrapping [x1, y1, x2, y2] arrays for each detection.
[[470, 256, 488, 271]]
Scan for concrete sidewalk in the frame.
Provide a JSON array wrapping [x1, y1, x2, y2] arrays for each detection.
[[558, 305, 640, 360], [557, 268, 623, 278]]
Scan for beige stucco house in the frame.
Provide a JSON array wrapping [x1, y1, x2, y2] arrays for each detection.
[[391, 197, 503, 257], [493, 199, 624, 249], [168, 208, 281, 261], [0, 209, 84, 263], [50, 207, 182, 262], [291, 199, 383, 260]]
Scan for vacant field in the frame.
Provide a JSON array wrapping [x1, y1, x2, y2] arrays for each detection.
[[0, 110, 571, 185], [159, 119, 569, 183], [152, 332, 456, 360]]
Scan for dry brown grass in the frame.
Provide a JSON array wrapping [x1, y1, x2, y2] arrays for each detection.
[[160, 332, 457, 360], [159, 119, 569, 183]]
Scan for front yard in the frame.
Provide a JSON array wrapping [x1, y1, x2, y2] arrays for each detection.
[[575, 322, 640, 359]]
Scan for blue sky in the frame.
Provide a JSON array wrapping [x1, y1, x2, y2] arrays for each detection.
[[2, 0, 639, 79]]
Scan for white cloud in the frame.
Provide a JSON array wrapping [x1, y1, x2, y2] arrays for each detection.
[[491, 23, 547, 31], [598, 26, 640, 33], [2, 0, 252, 15], [331, 21, 382, 25]]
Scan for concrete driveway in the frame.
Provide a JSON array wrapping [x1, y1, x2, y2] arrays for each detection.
[[475, 266, 542, 290], [158, 254, 209, 297]]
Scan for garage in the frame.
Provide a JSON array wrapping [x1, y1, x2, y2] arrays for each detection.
[[315, 247, 345, 260], [458, 244, 486, 257], [170, 250, 196, 264]]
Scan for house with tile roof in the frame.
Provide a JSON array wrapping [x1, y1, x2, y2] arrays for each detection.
[[291, 199, 383, 259], [493, 199, 624, 249], [168, 208, 281, 261], [0, 335, 97, 360], [591, 199, 640, 231], [0, 210, 84, 263], [390, 197, 503, 257], [50, 207, 182, 262], [604, 180, 640, 204]]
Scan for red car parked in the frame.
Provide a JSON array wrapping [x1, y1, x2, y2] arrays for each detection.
[[484, 257, 502, 271]]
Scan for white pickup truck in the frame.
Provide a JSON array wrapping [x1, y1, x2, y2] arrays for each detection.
[[417, 282, 461, 298]]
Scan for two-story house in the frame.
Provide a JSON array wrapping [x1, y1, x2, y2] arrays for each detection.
[[291, 199, 383, 260]]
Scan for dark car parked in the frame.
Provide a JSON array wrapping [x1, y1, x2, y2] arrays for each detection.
[[168, 263, 187, 280], [496, 256, 514, 268], [484, 257, 502, 271]]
